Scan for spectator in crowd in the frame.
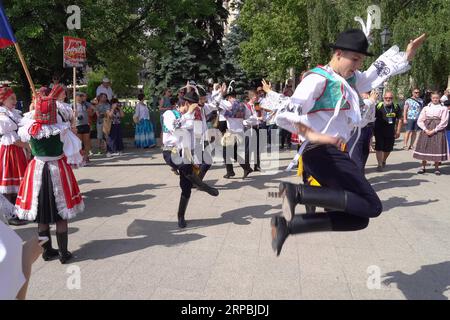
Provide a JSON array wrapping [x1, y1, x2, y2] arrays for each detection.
[[106, 98, 124, 156], [282, 79, 294, 97], [413, 92, 449, 175], [403, 88, 424, 150], [75, 93, 93, 164], [134, 93, 156, 148], [397, 93, 405, 112], [374, 91, 403, 171], [158, 89, 173, 144], [49, 74, 60, 89], [95, 93, 111, 154], [96, 78, 114, 101], [280, 86, 293, 149], [177, 88, 186, 107], [440, 89, 449, 104], [445, 99, 450, 151]]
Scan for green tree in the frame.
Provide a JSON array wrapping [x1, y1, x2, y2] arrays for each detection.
[[145, 0, 228, 96], [238, 0, 309, 82]]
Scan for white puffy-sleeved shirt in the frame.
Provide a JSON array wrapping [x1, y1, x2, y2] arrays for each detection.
[[134, 102, 150, 121], [18, 108, 83, 166], [0, 107, 22, 146], [162, 110, 195, 151], [264, 46, 411, 143]]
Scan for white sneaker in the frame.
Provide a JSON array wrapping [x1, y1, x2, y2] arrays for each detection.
[[106, 152, 113, 158]]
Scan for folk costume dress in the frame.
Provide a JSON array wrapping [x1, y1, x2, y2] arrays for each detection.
[[413, 102, 449, 162], [134, 101, 156, 148], [0, 106, 28, 195], [15, 96, 84, 224]]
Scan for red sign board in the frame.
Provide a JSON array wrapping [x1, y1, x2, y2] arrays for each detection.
[[63, 36, 86, 68]]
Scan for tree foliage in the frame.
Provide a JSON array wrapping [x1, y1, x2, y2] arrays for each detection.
[[238, 0, 450, 91]]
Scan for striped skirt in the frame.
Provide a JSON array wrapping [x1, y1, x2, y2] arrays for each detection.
[[413, 118, 448, 162], [0, 145, 28, 194], [15, 157, 84, 222], [135, 119, 156, 148]]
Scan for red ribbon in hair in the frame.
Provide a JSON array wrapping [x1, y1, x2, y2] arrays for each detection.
[[0, 85, 14, 103]]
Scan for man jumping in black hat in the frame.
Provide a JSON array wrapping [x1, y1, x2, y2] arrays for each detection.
[[161, 90, 219, 228], [262, 28, 426, 256]]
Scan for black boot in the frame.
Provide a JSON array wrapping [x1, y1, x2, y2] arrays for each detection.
[[243, 165, 253, 179], [186, 174, 219, 197], [56, 232, 72, 264], [223, 164, 235, 179], [38, 230, 59, 261], [271, 214, 334, 257], [271, 215, 289, 256], [177, 195, 189, 228], [279, 182, 347, 220], [271, 212, 369, 257]]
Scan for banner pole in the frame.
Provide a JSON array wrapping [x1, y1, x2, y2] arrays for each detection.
[[14, 43, 37, 110], [73, 66, 77, 128]]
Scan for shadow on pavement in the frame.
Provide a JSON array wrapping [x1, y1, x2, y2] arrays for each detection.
[[383, 261, 450, 300], [73, 183, 165, 222], [369, 171, 429, 192], [72, 204, 280, 262], [365, 161, 420, 174], [382, 196, 439, 212], [12, 226, 80, 240]]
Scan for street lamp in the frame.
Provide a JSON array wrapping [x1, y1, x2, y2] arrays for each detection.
[[379, 26, 392, 98], [380, 26, 392, 52]]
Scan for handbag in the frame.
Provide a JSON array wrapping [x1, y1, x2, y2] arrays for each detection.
[[102, 113, 112, 136]]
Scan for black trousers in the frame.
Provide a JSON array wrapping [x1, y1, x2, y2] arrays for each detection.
[[248, 127, 261, 168], [193, 140, 212, 175], [223, 135, 250, 173], [280, 128, 291, 148], [347, 125, 374, 174], [302, 144, 382, 220], [163, 150, 193, 198]]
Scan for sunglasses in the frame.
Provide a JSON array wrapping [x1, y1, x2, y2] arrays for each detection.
[[384, 97, 393, 100], [413, 92, 420, 94]]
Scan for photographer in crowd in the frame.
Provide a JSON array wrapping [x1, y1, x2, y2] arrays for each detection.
[[75, 92, 94, 164], [106, 98, 125, 156]]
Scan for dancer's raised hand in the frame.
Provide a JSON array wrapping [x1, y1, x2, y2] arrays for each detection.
[[406, 33, 427, 61], [262, 79, 272, 93]]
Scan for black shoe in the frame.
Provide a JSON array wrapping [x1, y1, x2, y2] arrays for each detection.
[[271, 216, 290, 256], [223, 172, 235, 179], [254, 165, 261, 172], [39, 230, 59, 261], [177, 195, 189, 229], [243, 168, 253, 179], [56, 232, 73, 264], [8, 217, 27, 226]]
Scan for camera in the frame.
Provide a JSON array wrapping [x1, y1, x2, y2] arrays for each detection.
[[77, 115, 84, 121]]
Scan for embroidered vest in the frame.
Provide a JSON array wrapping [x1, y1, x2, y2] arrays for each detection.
[[303, 66, 357, 114], [224, 100, 246, 119], [30, 135, 64, 157], [162, 110, 181, 133]]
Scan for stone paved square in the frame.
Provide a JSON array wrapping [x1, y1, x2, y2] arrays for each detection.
[[11, 138, 450, 300]]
